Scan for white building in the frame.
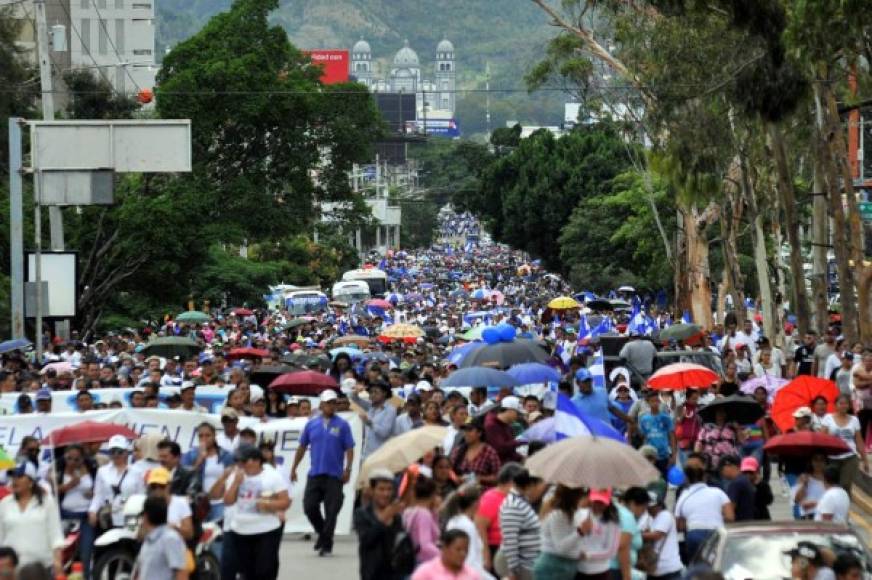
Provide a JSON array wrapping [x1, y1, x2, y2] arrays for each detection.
[[11, 0, 157, 104], [350, 37, 456, 117]]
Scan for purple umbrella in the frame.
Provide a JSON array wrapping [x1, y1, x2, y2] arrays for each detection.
[[740, 375, 789, 400]]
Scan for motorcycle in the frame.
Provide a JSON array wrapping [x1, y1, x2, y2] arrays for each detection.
[[91, 494, 222, 580]]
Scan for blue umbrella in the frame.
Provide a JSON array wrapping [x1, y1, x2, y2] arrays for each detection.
[[447, 342, 484, 366], [507, 363, 561, 384], [441, 367, 521, 388], [470, 288, 491, 301], [420, 283, 434, 290], [0, 338, 31, 354], [519, 417, 557, 443], [329, 347, 362, 360]]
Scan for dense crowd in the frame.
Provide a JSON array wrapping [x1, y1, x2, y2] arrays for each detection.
[[0, 210, 869, 580]]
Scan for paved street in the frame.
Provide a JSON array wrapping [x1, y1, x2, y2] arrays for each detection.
[[278, 534, 357, 579]]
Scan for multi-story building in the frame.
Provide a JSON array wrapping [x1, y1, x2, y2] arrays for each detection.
[[10, 0, 157, 109]]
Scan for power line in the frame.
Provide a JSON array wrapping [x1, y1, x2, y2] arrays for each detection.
[[54, 0, 124, 97]]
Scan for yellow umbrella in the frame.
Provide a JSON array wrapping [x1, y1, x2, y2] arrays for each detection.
[[357, 426, 447, 488], [548, 296, 580, 310], [0, 447, 16, 470], [379, 323, 426, 339]]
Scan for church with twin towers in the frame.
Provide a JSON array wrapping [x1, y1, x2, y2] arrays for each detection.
[[349, 37, 456, 117]]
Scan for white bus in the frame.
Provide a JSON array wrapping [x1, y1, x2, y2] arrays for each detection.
[[284, 290, 328, 316], [331, 280, 371, 304], [341, 268, 388, 297]]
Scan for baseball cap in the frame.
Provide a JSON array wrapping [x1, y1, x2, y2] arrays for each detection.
[[368, 467, 395, 484], [589, 488, 612, 505], [35, 387, 52, 401], [107, 434, 130, 451], [340, 378, 357, 393], [740, 457, 759, 472], [574, 368, 592, 382], [719, 455, 741, 469], [220, 407, 239, 421], [784, 542, 824, 565], [500, 396, 521, 412], [792, 406, 813, 419], [249, 384, 264, 403], [180, 381, 196, 391], [320, 390, 338, 403], [287, 396, 301, 406], [146, 467, 171, 486], [415, 380, 433, 392]]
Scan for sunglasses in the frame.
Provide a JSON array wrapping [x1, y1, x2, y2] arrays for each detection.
[[108, 449, 127, 456]]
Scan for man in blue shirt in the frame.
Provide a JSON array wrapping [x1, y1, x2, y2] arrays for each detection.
[[291, 389, 355, 556], [637, 389, 676, 475], [571, 368, 629, 426]]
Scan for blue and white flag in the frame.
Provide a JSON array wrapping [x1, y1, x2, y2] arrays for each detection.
[[555, 393, 624, 442], [682, 310, 693, 324], [377, 257, 387, 270], [590, 349, 606, 390], [576, 315, 591, 342], [590, 317, 612, 338], [628, 303, 646, 335]]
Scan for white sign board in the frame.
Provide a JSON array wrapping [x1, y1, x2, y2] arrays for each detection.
[[26, 252, 77, 317], [30, 120, 192, 173]]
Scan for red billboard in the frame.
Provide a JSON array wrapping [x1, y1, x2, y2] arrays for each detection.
[[305, 50, 349, 85]]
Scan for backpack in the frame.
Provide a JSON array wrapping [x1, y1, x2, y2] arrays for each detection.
[[390, 529, 417, 575]]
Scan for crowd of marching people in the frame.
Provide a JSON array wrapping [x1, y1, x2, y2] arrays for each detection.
[[0, 209, 869, 580]]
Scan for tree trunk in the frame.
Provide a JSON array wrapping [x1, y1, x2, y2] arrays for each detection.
[[767, 121, 811, 335], [738, 148, 776, 342], [813, 80, 860, 342], [720, 170, 746, 326], [684, 204, 716, 329]]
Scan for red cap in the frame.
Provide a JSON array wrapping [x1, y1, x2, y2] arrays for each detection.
[[589, 487, 612, 505]]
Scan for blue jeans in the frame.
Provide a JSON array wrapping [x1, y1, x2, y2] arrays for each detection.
[[684, 529, 714, 564], [784, 473, 801, 519], [61, 509, 95, 580]]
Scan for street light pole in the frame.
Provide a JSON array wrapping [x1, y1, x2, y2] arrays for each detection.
[[8, 119, 25, 340]]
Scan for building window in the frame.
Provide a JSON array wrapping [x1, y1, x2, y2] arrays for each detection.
[[115, 19, 124, 53], [98, 20, 108, 54], [863, 112, 872, 182], [80, 18, 90, 52], [133, 48, 152, 56]]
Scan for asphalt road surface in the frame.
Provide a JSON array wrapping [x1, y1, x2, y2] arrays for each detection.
[[275, 481, 795, 579]]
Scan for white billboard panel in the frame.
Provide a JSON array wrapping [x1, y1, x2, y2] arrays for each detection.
[[26, 252, 77, 318], [30, 120, 192, 173]]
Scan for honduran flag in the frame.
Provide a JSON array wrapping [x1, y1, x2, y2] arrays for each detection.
[[555, 393, 625, 443]]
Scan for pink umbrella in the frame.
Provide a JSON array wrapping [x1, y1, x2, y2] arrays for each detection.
[[490, 290, 505, 305], [40, 361, 72, 375], [740, 375, 789, 400]]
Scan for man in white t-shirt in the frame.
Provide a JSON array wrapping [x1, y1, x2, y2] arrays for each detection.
[[814, 467, 850, 524], [145, 467, 194, 542], [643, 491, 682, 578]]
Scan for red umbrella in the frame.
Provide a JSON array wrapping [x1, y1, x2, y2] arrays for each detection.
[[42, 421, 138, 446], [771, 376, 839, 432], [647, 363, 719, 390], [763, 431, 850, 457], [230, 307, 253, 316], [269, 371, 338, 396], [366, 299, 394, 310], [226, 347, 269, 361]]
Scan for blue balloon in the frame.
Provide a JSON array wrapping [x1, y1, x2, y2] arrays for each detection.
[[482, 327, 501, 345], [666, 465, 685, 486], [498, 324, 516, 342]]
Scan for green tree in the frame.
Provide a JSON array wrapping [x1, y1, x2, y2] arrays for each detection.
[[62, 70, 140, 120]]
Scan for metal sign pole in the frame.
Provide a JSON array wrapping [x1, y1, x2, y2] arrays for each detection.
[[34, 172, 44, 363], [8, 119, 25, 340]]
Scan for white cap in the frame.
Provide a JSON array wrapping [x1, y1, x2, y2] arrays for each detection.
[[415, 380, 433, 392], [320, 390, 338, 403], [500, 396, 522, 412], [249, 384, 264, 403], [107, 434, 130, 451]]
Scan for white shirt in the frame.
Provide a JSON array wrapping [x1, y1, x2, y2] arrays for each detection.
[[230, 467, 287, 535], [217, 432, 240, 452], [0, 493, 64, 567], [792, 476, 826, 517], [674, 483, 730, 530], [167, 495, 192, 527], [447, 514, 491, 579], [89, 462, 140, 526], [648, 510, 682, 576], [814, 487, 850, 523], [61, 470, 94, 513], [443, 425, 461, 456], [203, 456, 225, 501], [821, 414, 861, 458]]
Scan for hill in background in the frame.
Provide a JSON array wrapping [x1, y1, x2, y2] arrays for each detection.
[[155, 0, 567, 136]]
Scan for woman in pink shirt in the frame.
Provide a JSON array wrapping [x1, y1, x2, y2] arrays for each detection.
[[412, 529, 480, 580], [403, 477, 441, 564]]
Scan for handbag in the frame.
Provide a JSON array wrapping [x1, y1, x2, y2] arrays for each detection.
[[637, 513, 674, 575]]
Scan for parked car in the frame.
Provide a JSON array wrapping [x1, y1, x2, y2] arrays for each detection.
[[692, 521, 871, 580]]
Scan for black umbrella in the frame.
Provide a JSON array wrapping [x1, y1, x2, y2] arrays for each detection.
[[460, 339, 550, 369], [141, 337, 200, 360], [586, 299, 614, 311], [699, 395, 765, 424], [250, 364, 298, 387]]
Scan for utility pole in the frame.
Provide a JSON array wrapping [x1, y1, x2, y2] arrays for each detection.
[[8, 120, 25, 341]]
